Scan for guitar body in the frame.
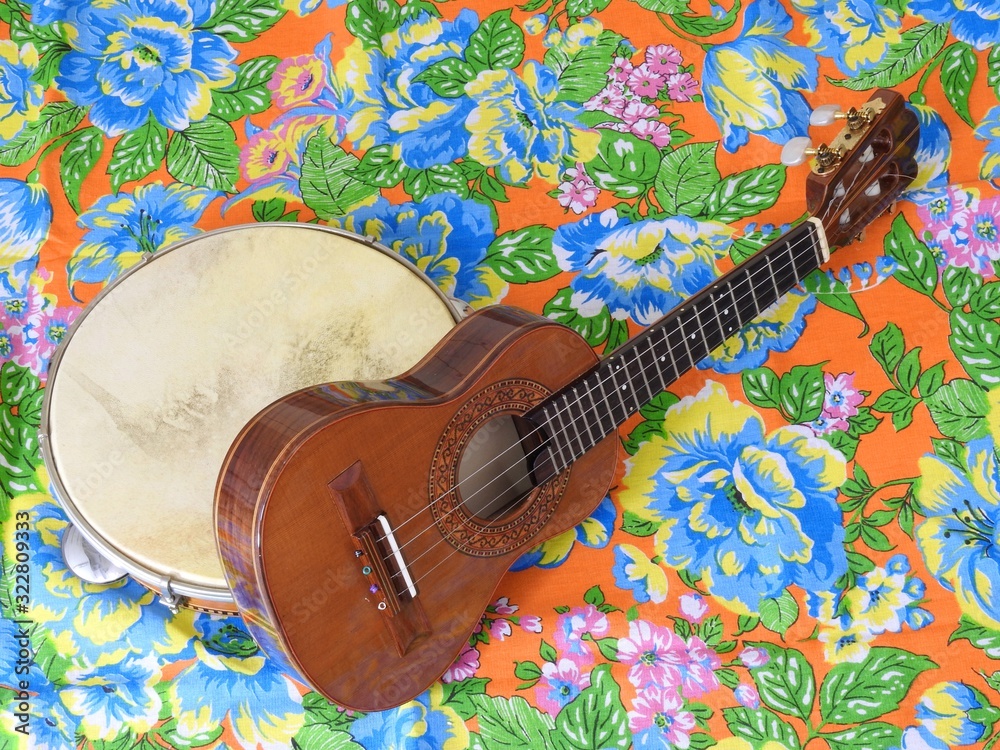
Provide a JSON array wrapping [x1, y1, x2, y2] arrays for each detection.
[[216, 306, 619, 711]]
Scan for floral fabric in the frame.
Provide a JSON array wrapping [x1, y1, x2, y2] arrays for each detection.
[[2, 0, 1000, 748]]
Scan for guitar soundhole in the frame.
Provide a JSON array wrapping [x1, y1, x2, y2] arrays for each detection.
[[429, 378, 570, 557], [457, 414, 542, 521]]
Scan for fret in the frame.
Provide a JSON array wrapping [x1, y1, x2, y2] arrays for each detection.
[[548, 405, 571, 470], [692, 298, 724, 355], [631, 339, 657, 405], [726, 280, 744, 331], [583, 378, 606, 444], [764, 253, 782, 304], [574, 387, 596, 454], [675, 312, 698, 372], [664, 321, 690, 379], [660, 324, 680, 383], [784, 234, 804, 286], [594, 363, 615, 435], [564, 391, 586, 459], [607, 359, 630, 426], [709, 287, 730, 345], [648, 330, 667, 393]]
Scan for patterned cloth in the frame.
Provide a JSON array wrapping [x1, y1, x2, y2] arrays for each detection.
[[2, 0, 1000, 747]]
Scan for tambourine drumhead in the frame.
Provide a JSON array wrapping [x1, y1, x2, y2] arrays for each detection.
[[41, 224, 461, 607]]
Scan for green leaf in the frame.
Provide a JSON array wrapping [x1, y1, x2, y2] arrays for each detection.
[[939, 42, 977, 127], [0, 102, 87, 167], [759, 590, 799, 638], [820, 647, 936, 723], [621, 510, 661, 536], [299, 135, 379, 219], [583, 585, 606, 608], [8, 13, 69, 89], [252, 198, 288, 222], [0, 405, 41, 498], [737, 614, 760, 636], [951, 617, 1000, 659], [823, 722, 902, 750], [860, 522, 893, 551], [109, 117, 168, 192], [474, 694, 556, 749], [540, 639, 558, 663], [211, 56, 280, 121], [623, 420, 666, 455], [202, 0, 284, 42], [699, 615, 723, 647], [403, 163, 470, 201], [804, 270, 867, 329], [514, 660, 542, 683], [942, 264, 982, 308], [932, 436, 967, 470], [466, 10, 525, 72], [827, 22, 949, 90], [440, 677, 490, 720], [484, 225, 559, 283], [654, 142, 719, 217], [639, 391, 680, 421], [166, 116, 239, 192], [747, 643, 816, 721], [543, 288, 613, 347], [883, 211, 938, 298], [2, 362, 39, 406], [950, 308, 1000, 388], [345, 0, 401, 49], [548, 31, 623, 103], [60, 126, 103, 214], [779, 364, 826, 423], [628, 0, 689, 12], [990, 45, 1000, 97], [742, 366, 780, 410], [924, 378, 989, 441], [292, 723, 362, 750], [592, 636, 619, 661], [701, 164, 786, 223], [157, 719, 226, 749], [565, 0, 612, 15], [917, 361, 946, 398], [872, 388, 917, 415], [896, 348, 921, 393], [870, 323, 905, 378], [972, 282, 1000, 319], [351, 145, 407, 188], [17, 389, 43, 428], [589, 130, 660, 199], [672, 0, 740, 36], [551, 665, 630, 750], [413, 57, 478, 98], [722, 707, 801, 749]]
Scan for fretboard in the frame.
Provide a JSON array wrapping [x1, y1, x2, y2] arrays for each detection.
[[528, 218, 829, 473]]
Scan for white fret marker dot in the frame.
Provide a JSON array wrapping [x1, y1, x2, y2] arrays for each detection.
[[690, 333, 696, 340], [621, 385, 627, 390]]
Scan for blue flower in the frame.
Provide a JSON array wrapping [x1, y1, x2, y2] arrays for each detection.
[[916, 436, 1000, 629], [68, 182, 219, 296], [702, 0, 818, 152], [909, 0, 1000, 50], [349, 683, 469, 750], [791, 0, 902, 74], [169, 618, 304, 750], [55, 0, 237, 136], [906, 103, 952, 198], [465, 60, 600, 184], [511, 495, 617, 570], [0, 179, 50, 294], [0, 41, 44, 143], [699, 289, 816, 373], [339, 10, 480, 169], [975, 104, 1000, 180], [915, 682, 997, 747], [612, 543, 669, 604], [553, 209, 733, 326], [61, 654, 162, 740], [330, 192, 502, 307], [620, 381, 847, 615]]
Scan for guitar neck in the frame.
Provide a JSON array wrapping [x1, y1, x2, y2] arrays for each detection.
[[529, 217, 830, 473]]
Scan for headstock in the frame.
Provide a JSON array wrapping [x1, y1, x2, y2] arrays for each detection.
[[781, 89, 920, 249]]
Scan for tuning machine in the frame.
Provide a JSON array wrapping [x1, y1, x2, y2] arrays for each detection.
[[810, 104, 876, 132], [781, 137, 843, 170]]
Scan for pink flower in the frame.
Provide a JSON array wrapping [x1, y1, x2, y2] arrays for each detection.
[[918, 187, 1000, 277], [241, 130, 292, 182], [621, 100, 660, 126], [607, 56, 634, 83], [739, 646, 770, 669], [616, 620, 687, 689], [628, 684, 697, 745], [679, 636, 721, 699], [810, 412, 850, 435], [535, 658, 591, 715], [630, 119, 671, 148], [268, 54, 327, 109], [441, 642, 480, 683], [1, 279, 80, 379], [824, 372, 864, 419], [585, 83, 627, 116], [520, 615, 543, 633], [666, 72, 700, 102], [735, 683, 760, 709], [644, 44, 683, 76], [554, 606, 609, 663], [627, 64, 665, 98], [491, 597, 517, 616], [678, 593, 708, 623], [557, 164, 600, 215], [489, 619, 512, 641]]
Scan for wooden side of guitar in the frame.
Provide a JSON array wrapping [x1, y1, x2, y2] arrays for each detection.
[[216, 305, 619, 711]]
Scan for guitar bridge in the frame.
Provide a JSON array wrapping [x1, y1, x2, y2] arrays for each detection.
[[329, 462, 430, 656]]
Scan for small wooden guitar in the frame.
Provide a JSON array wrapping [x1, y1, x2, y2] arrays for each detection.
[[215, 88, 918, 711]]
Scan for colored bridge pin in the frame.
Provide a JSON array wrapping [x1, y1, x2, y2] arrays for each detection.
[[369, 584, 380, 594], [354, 549, 363, 558], [362, 566, 372, 575]]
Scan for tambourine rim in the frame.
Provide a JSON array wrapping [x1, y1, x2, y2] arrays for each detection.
[[39, 221, 464, 604]]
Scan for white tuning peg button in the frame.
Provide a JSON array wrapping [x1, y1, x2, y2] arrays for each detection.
[[781, 136, 813, 166], [810, 104, 842, 127]]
